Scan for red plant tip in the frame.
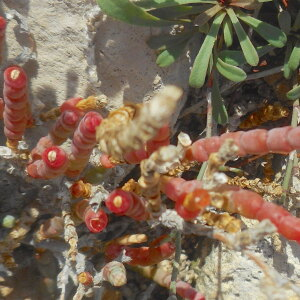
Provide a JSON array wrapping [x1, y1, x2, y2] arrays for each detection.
[[176, 189, 210, 220], [70, 181, 83, 198], [83, 112, 102, 133], [0, 98, 4, 118], [0, 16, 6, 30], [106, 189, 131, 214], [4, 66, 27, 89], [48, 150, 57, 162], [182, 189, 210, 211], [42, 146, 67, 169], [84, 208, 108, 233], [113, 196, 123, 208], [70, 180, 91, 198], [60, 97, 83, 114], [154, 124, 170, 141], [77, 272, 93, 286], [99, 154, 116, 168], [63, 110, 79, 126]]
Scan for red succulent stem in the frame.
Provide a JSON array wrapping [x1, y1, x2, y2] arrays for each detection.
[[186, 126, 300, 163], [103, 124, 170, 165], [4, 66, 27, 89], [66, 111, 103, 177], [124, 124, 170, 164], [27, 146, 69, 179], [74, 199, 108, 233], [84, 208, 108, 233], [123, 148, 149, 164], [161, 176, 204, 203], [165, 277, 205, 300], [60, 97, 84, 116], [3, 66, 30, 145], [175, 189, 210, 220], [224, 188, 300, 243], [146, 124, 170, 155], [105, 189, 149, 221], [69, 180, 92, 198], [105, 235, 175, 266], [160, 176, 210, 220], [0, 98, 4, 119], [0, 16, 6, 63], [99, 153, 116, 168], [161, 176, 300, 243], [31, 110, 79, 160], [30, 136, 54, 161], [49, 110, 80, 144]]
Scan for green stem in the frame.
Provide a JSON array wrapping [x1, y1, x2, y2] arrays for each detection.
[[246, 65, 283, 81], [281, 78, 299, 204]]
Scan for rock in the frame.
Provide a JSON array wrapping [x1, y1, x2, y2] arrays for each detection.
[[1, 0, 190, 116]]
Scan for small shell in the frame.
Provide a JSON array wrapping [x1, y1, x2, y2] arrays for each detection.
[[77, 272, 93, 286], [102, 261, 127, 287]]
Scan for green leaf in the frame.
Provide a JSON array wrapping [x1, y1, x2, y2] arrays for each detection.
[[96, 0, 178, 26], [208, 53, 214, 75], [147, 31, 194, 50], [212, 74, 228, 124], [287, 85, 300, 101], [156, 39, 190, 67], [283, 41, 293, 79], [199, 23, 210, 34], [219, 44, 274, 66], [222, 15, 233, 47], [228, 0, 263, 9], [236, 10, 287, 48], [135, 0, 217, 10], [216, 57, 247, 82], [226, 8, 259, 66], [291, 11, 300, 31], [219, 50, 244, 66], [189, 11, 226, 88], [278, 10, 291, 34], [193, 4, 223, 28], [288, 40, 300, 72], [150, 4, 211, 19]]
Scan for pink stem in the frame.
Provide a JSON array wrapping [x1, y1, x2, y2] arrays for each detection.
[[66, 111, 102, 177], [3, 66, 29, 143], [27, 146, 69, 179], [187, 126, 300, 163]]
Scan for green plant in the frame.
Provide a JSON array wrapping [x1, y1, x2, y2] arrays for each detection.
[[276, 6, 300, 100], [97, 0, 287, 124]]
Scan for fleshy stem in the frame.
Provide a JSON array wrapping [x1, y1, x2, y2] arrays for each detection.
[[169, 230, 182, 297], [281, 78, 299, 204]]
